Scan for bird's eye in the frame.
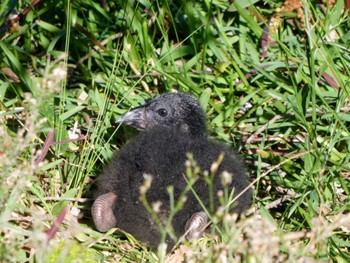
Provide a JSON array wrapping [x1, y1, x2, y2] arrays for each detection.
[[156, 108, 168, 117]]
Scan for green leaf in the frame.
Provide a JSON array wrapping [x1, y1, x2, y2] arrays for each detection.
[[228, 0, 260, 11], [0, 42, 35, 95], [36, 20, 61, 33], [52, 201, 68, 216], [59, 106, 85, 121]]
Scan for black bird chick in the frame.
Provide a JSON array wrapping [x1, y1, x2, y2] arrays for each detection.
[[92, 92, 252, 249]]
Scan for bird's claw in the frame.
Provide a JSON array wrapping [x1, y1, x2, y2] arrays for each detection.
[[92, 192, 118, 232], [184, 211, 208, 241]]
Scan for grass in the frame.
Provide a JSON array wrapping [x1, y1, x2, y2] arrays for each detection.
[[1, 0, 350, 262]]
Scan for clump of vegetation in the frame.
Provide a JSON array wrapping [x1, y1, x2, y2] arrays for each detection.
[[1, 0, 349, 262]]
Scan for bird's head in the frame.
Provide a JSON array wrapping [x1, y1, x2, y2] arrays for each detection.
[[116, 93, 207, 137]]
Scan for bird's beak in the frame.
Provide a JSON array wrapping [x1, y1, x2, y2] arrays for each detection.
[[116, 106, 149, 130]]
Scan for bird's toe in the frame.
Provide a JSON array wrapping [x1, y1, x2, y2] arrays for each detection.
[[184, 211, 208, 241], [92, 192, 118, 232]]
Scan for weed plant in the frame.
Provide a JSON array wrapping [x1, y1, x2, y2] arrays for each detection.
[[0, 0, 349, 262]]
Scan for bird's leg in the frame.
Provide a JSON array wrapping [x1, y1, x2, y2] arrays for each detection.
[[184, 211, 208, 241], [91, 192, 118, 232]]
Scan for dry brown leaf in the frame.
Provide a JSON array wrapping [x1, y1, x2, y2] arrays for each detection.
[[164, 245, 194, 263], [1, 67, 20, 82]]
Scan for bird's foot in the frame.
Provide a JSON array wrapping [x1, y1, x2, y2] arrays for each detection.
[[91, 192, 118, 232], [184, 211, 208, 241]]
